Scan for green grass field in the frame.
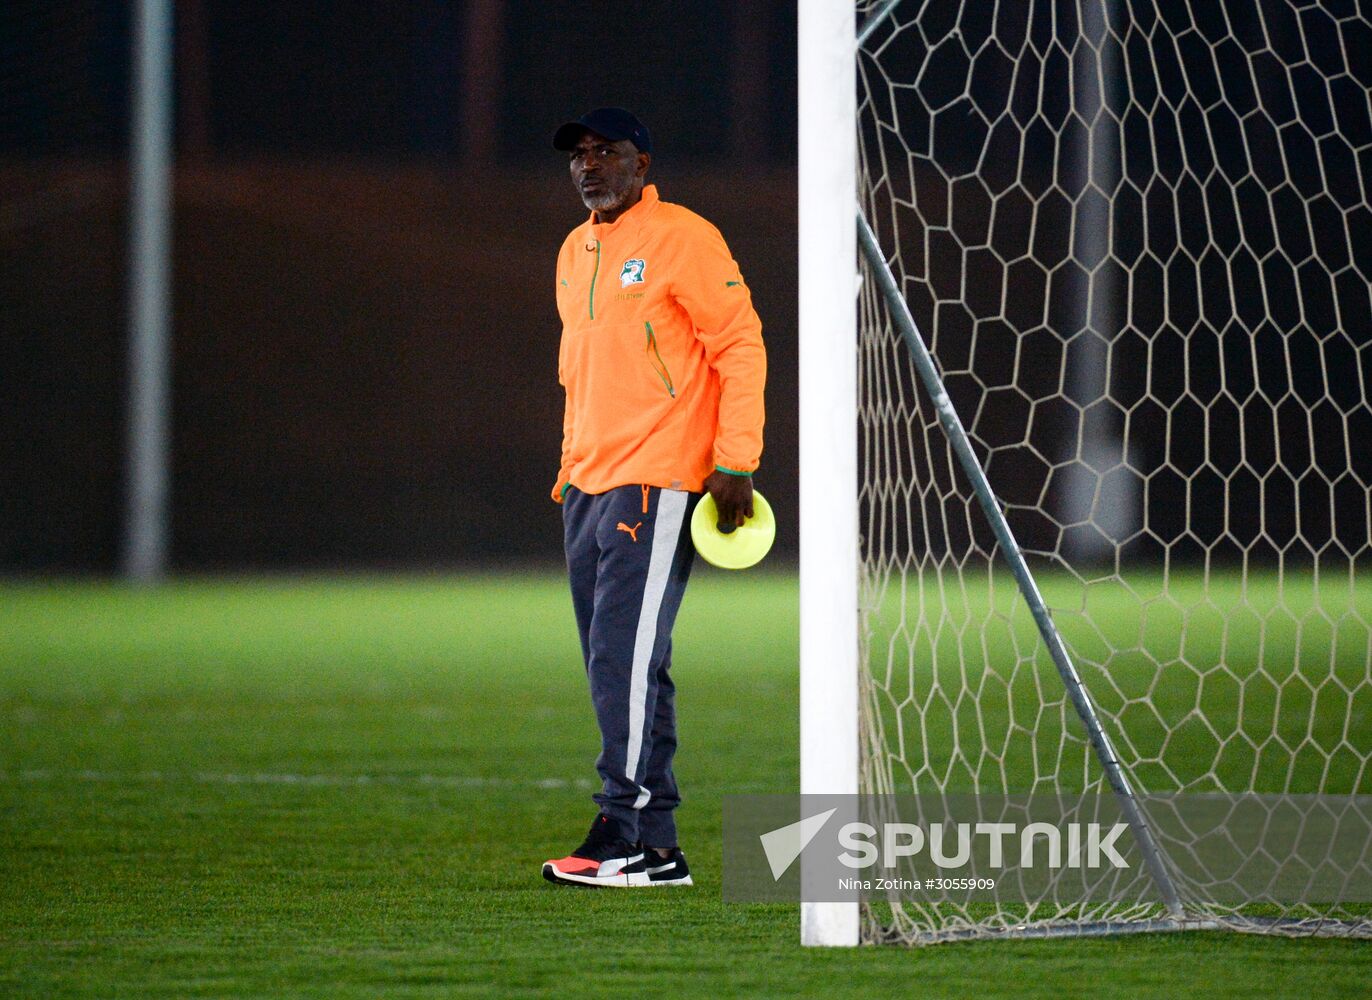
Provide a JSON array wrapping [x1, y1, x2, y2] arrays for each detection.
[[2, 572, 1369, 998]]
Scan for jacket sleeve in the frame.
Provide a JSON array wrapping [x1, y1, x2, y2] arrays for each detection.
[[669, 221, 766, 475], [551, 243, 575, 503], [552, 371, 574, 503]]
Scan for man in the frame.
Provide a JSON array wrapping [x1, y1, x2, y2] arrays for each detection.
[[541, 108, 766, 887]]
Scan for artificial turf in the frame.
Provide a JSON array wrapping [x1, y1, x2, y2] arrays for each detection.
[[1, 573, 1368, 997]]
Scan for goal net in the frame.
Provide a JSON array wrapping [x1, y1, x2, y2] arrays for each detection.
[[855, 0, 1372, 943]]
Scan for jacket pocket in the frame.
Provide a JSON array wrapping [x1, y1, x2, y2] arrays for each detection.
[[645, 321, 675, 398]]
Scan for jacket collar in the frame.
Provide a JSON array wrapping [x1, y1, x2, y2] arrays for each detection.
[[587, 183, 659, 239]]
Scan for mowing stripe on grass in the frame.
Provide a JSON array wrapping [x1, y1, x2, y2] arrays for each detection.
[[2, 769, 597, 791]]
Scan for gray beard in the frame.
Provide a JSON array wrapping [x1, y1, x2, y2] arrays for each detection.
[[581, 189, 626, 214]]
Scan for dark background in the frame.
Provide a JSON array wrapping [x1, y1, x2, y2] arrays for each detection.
[[1, 0, 800, 571], [3, 1, 1368, 576]]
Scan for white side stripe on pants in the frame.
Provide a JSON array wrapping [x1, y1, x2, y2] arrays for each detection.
[[624, 488, 688, 810]]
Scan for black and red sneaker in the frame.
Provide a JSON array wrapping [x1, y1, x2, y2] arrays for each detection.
[[541, 815, 645, 887], [622, 846, 694, 887]]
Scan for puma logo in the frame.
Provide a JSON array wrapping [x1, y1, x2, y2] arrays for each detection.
[[616, 521, 642, 543]]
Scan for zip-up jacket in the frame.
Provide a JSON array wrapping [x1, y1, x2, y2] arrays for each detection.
[[551, 184, 766, 501]]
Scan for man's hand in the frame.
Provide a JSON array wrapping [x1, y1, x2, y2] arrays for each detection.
[[704, 470, 754, 533]]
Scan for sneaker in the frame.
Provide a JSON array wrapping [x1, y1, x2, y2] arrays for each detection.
[[622, 845, 694, 887], [542, 815, 645, 887]]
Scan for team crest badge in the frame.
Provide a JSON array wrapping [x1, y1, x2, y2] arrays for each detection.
[[620, 259, 647, 287]]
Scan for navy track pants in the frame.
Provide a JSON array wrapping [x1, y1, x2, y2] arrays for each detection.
[[562, 484, 699, 847]]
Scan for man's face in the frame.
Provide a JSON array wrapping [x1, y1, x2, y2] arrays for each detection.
[[568, 131, 649, 218]]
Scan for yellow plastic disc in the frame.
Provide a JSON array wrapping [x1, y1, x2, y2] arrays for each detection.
[[690, 490, 776, 570]]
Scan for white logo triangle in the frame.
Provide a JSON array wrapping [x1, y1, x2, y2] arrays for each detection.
[[758, 807, 838, 881]]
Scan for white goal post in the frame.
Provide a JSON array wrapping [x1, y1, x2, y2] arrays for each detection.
[[798, 0, 860, 948], [800, 0, 1372, 946]]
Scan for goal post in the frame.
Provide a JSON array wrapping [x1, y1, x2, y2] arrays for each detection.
[[800, 0, 1372, 946], [798, 0, 860, 947]]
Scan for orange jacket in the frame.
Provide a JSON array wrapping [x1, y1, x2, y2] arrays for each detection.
[[552, 184, 766, 501]]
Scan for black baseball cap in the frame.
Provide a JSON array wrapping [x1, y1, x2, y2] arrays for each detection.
[[552, 108, 652, 154]]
